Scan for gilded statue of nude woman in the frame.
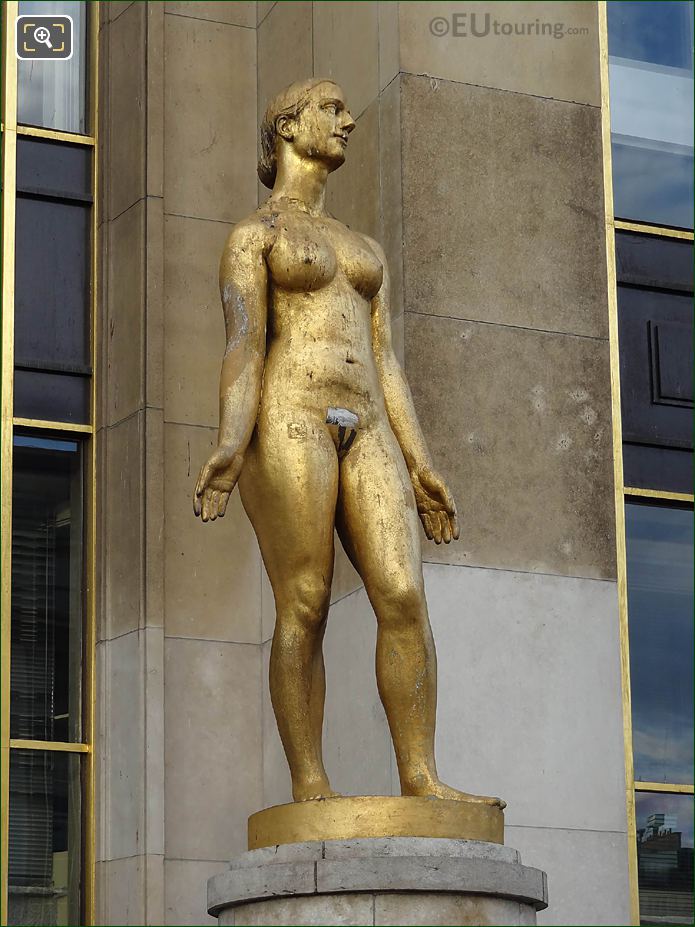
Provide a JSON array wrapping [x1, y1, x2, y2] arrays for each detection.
[[193, 78, 501, 809]]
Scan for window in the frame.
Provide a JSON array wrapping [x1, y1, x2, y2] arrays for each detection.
[[606, 2, 694, 924], [1, 2, 97, 924]]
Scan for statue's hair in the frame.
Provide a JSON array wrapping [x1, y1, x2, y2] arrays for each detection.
[[258, 77, 337, 189]]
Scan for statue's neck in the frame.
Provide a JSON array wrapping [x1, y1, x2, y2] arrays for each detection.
[[272, 148, 328, 217]]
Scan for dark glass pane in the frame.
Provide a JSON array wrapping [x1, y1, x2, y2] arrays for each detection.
[[14, 195, 90, 372], [623, 443, 693, 495], [608, 1, 694, 230], [636, 792, 694, 925], [11, 435, 83, 743], [626, 503, 694, 784], [17, 1, 88, 135], [17, 136, 92, 201], [8, 750, 81, 927], [14, 369, 90, 424], [616, 231, 694, 292]]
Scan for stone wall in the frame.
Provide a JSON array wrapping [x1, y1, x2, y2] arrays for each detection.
[[97, 3, 630, 925]]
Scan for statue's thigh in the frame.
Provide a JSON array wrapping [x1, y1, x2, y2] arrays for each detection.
[[239, 416, 338, 588], [336, 425, 424, 598]]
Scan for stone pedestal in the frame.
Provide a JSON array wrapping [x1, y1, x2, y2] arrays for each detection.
[[208, 838, 548, 926]]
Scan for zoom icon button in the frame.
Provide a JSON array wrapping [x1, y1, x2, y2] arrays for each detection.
[[17, 15, 73, 60]]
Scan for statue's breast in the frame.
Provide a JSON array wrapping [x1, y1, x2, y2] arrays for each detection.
[[267, 224, 338, 292]]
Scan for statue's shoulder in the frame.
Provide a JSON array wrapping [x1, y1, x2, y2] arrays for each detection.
[[221, 208, 277, 255]]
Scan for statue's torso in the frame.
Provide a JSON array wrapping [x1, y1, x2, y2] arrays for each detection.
[[256, 202, 388, 430]]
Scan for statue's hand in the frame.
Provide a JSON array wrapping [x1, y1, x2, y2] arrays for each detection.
[[193, 445, 244, 522], [410, 466, 460, 545]]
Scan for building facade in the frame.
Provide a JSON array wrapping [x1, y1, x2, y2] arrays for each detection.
[[1, 2, 692, 925]]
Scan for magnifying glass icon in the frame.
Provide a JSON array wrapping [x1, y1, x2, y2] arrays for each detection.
[[34, 25, 53, 49]]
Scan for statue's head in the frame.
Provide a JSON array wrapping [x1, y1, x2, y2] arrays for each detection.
[[258, 78, 355, 189]]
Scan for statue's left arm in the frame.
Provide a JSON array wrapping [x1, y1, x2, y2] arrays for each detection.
[[366, 236, 460, 545]]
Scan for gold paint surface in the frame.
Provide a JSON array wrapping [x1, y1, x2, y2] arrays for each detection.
[[248, 796, 504, 850], [193, 77, 503, 813]]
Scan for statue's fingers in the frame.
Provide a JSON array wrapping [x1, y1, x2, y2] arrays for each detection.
[[441, 512, 452, 544], [201, 490, 211, 522], [211, 490, 221, 520], [193, 491, 202, 517], [219, 491, 230, 517], [451, 511, 460, 541], [431, 513, 443, 544], [195, 463, 211, 499], [421, 512, 433, 540]]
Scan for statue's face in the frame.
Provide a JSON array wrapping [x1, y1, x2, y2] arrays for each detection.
[[287, 82, 355, 172]]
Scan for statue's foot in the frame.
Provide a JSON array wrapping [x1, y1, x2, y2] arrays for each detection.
[[292, 775, 340, 802], [403, 778, 506, 809]]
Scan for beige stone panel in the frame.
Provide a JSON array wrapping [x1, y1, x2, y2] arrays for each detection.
[[146, 4, 165, 202], [165, 858, 226, 925], [164, 16, 256, 222], [96, 854, 164, 927], [424, 564, 625, 831], [378, 75, 403, 318], [323, 588, 395, 797], [106, 200, 144, 426], [257, 1, 313, 114], [165, 2, 256, 27], [145, 195, 165, 412], [163, 213, 229, 427], [108, 2, 146, 220], [164, 638, 263, 859], [107, 1, 134, 23], [327, 98, 380, 243], [313, 2, 379, 119], [164, 423, 263, 644], [401, 76, 608, 339], [104, 413, 142, 639], [506, 825, 630, 925], [399, 2, 600, 106], [257, 1, 276, 26], [378, 0, 399, 91], [405, 314, 616, 579]]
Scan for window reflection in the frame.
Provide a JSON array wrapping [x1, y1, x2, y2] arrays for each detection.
[[608, 1, 694, 229], [635, 792, 694, 925], [17, 1, 88, 135], [626, 502, 694, 784], [8, 750, 81, 927], [10, 435, 83, 743]]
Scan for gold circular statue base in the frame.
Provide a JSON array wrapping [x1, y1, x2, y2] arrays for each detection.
[[248, 796, 504, 850]]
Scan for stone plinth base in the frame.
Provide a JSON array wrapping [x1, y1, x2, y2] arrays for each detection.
[[208, 838, 548, 926]]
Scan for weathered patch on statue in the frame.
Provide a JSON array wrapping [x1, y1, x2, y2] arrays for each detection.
[[288, 422, 307, 439], [325, 407, 359, 429]]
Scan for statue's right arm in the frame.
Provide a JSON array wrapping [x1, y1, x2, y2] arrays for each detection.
[[217, 221, 270, 453], [193, 220, 270, 521]]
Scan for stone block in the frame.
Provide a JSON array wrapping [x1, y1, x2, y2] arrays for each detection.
[[164, 423, 263, 644], [164, 638, 263, 860], [163, 213, 229, 427], [106, 201, 145, 425], [165, 2, 256, 27], [506, 825, 630, 926], [257, 1, 313, 118], [401, 75, 608, 339], [423, 563, 626, 833], [165, 858, 227, 925], [405, 313, 616, 578], [313, 2, 379, 119], [399, 2, 600, 106], [108, 2, 146, 219], [164, 16, 256, 222]]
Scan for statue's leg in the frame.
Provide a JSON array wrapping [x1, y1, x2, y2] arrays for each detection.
[[335, 423, 440, 794], [336, 424, 502, 805], [240, 412, 339, 801]]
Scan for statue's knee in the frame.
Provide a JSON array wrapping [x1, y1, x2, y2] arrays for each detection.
[[278, 572, 330, 630], [379, 580, 425, 628]]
